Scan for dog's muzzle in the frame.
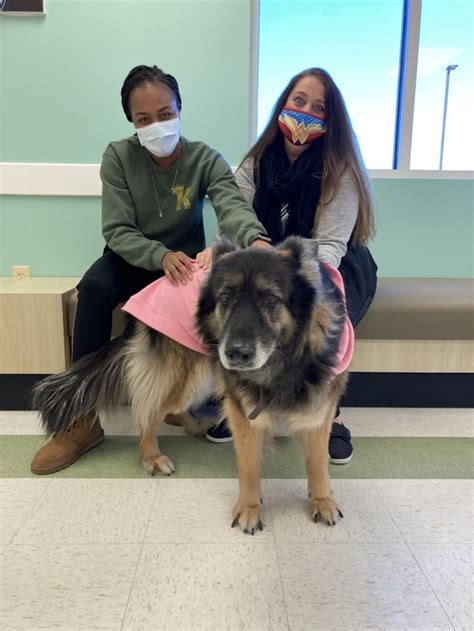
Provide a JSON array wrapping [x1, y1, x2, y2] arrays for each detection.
[[219, 338, 274, 371], [223, 340, 255, 369]]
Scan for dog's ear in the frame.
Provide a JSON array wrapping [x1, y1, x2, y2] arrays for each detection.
[[276, 236, 321, 288], [276, 236, 319, 263], [212, 235, 240, 263]]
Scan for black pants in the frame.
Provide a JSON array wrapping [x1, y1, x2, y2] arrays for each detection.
[[72, 248, 164, 363]]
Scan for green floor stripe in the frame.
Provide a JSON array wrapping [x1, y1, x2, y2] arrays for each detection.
[[1, 435, 472, 479]]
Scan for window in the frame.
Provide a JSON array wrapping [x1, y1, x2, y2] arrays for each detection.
[[257, 0, 473, 172], [410, 0, 473, 170]]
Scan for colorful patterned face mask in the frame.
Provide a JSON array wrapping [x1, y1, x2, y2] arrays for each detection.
[[278, 108, 327, 145]]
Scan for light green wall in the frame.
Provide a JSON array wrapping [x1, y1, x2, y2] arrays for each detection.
[[0, 0, 251, 164], [1, 0, 473, 279], [0, 195, 219, 277], [370, 179, 473, 278], [2, 180, 473, 278]]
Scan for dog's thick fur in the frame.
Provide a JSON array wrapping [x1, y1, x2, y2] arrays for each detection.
[[34, 237, 348, 533]]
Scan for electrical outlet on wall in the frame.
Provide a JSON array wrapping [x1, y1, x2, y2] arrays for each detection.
[[12, 265, 31, 278]]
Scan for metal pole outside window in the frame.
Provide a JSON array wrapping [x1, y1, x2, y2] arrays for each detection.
[[439, 64, 458, 170]]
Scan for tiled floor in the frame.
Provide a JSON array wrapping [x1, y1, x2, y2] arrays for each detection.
[[0, 408, 472, 630]]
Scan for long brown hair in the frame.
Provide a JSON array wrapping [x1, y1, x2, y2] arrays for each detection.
[[241, 68, 375, 244]]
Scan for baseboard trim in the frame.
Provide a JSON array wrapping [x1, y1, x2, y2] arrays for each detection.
[[0, 375, 46, 411], [340, 372, 474, 407], [1, 163, 471, 198], [1, 372, 473, 411]]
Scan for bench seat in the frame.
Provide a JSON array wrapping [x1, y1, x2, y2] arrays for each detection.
[[356, 278, 473, 340]]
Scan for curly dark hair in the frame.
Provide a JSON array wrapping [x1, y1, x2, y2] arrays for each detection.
[[120, 65, 182, 122]]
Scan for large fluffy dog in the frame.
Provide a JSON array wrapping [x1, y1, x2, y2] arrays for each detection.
[[34, 237, 350, 534]]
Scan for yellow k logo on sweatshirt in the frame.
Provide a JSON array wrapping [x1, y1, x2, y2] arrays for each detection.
[[171, 185, 192, 210]]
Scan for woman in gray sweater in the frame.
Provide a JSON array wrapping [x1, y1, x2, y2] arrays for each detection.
[[206, 67, 377, 464]]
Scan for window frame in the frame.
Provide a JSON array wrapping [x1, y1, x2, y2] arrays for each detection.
[[251, 0, 472, 179]]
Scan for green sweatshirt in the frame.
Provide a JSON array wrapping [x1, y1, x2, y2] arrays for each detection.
[[100, 135, 267, 270]]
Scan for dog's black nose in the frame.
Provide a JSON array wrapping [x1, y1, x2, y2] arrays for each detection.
[[225, 342, 255, 365]]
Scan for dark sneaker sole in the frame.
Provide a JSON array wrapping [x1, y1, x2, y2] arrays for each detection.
[[329, 452, 353, 465], [205, 433, 233, 444], [30, 432, 105, 475]]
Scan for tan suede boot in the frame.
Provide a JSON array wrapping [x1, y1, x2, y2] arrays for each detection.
[[31, 415, 105, 475]]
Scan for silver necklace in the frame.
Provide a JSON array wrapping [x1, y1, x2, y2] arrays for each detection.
[[150, 153, 181, 217]]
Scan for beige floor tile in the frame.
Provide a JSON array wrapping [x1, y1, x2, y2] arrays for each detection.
[[278, 542, 452, 630], [122, 543, 288, 630], [12, 479, 157, 544], [275, 407, 474, 437], [102, 406, 218, 436], [0, 407, 183, 437], [100, 406, 136, 435], [0, 410, 42, 434], [145, 478, 274, 543], [0, 408, 216, 437], [2, 407, 472, 437], [267, 479, 403, 543], [0, 544, 140, 630], [0, 409, 188, 436], [410, 543, 473, 631], [0, 478, 50, 545], [273, 407, 474, 437], [373, 479, 473, 543], [343, 407, 474, 437]]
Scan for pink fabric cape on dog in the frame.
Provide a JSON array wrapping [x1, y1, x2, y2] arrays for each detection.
[[122, 266, 208, 355], [121, 263, 354, 374], [320, 262, 354, 375]]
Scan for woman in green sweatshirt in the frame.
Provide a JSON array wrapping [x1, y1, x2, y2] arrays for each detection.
[[31, 64, 270, 475]]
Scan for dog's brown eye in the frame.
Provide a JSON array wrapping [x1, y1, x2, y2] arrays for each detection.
[[219, 292, 230, 306], [265, 294, 279, 308]]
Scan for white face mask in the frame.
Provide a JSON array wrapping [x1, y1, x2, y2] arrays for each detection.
[[136, 118, 180, 158]]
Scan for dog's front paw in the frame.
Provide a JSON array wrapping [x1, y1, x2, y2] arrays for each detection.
[[310, 496, 343, 526], [143, 454, 176, 476], [232, 501, 265, 535]]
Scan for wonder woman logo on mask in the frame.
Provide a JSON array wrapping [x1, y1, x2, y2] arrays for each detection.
[[278, 108, 327, 145]]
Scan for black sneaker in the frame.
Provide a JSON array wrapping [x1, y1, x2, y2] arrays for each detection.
[[329, 422, 353, 464], [206, 420, 233, 443]]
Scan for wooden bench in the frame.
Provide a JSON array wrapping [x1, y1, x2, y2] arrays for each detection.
[[1, 276, 472, 408], [0, 277, 80, 374], [351, 278, 473, 373]]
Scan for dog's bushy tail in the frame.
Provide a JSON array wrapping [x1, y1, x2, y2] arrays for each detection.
[[33, 329, 132, 436]]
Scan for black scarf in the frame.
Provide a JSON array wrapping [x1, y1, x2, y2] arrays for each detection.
[[252, 134, 325, 245], [252, 134, 378, 327]]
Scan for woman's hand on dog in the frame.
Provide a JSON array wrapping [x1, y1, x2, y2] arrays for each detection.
[[195, 239, 273, 274], [250, 238, 273, 250], [195, 246, 213, 270], [162, 251, 195, 285]]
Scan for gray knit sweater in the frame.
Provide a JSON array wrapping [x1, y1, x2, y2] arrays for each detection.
[[235, 157, 359, 269]]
